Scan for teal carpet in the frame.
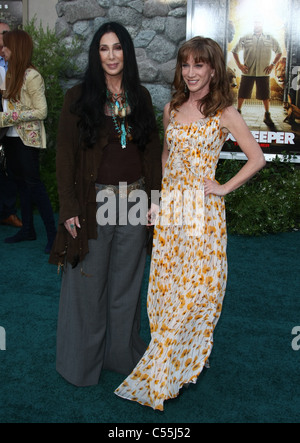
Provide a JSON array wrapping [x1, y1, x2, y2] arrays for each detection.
[[0, 215, 299, 423]]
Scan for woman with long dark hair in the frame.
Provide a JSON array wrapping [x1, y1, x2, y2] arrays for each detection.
[[49, 22, 162, 387], [0, 29, 56, 253], [115, 37, 265, 410]]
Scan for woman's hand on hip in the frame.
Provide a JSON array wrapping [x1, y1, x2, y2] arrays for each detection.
[[204, 178, 227, 197]]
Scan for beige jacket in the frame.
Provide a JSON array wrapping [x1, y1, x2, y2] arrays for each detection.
[[0, 68, 47, 149]]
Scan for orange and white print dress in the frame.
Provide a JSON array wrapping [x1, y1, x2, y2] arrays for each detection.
[[115, 110, 228, 411]]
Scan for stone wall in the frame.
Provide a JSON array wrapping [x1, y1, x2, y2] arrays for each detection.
[[55, 0, 188, 110]]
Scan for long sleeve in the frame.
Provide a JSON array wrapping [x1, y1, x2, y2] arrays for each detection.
[[0, 69, 47, 127], [56, 85, 81, 225]]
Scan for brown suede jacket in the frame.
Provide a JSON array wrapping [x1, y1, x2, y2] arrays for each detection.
[[49, 83, 162, 269]]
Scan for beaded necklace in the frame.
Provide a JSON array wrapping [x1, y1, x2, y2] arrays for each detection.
[[106, 89, 132, 149]]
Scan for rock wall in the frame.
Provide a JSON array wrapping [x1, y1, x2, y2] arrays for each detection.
[[55, 0, 188, 110]]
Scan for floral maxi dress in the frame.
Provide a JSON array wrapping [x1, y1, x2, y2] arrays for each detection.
[[115, 110, 228, 411]]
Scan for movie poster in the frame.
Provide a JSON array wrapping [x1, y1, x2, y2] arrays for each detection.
[[186, 0, 300, 159]]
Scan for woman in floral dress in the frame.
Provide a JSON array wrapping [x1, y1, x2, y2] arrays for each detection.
[[115, 37, 266, 411]]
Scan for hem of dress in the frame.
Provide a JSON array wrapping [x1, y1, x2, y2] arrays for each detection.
[[114, 356, 210, 412], [114, 391, 165, 412]]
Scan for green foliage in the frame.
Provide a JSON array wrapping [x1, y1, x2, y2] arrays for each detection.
[[24, 17, 79, 150], [23, 18, 80, 213], [39, 148, 59, 213], [216, 154, 300, 235], [154, 106, 164, 146]]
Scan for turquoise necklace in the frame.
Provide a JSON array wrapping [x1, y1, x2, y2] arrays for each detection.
[[106, 89, 132, 149]]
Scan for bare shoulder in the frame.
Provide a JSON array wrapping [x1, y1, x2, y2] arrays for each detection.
[[220, 106, 247, 131], [163, 102, 171, 126], [221, 105, 241, 121], [164, 102, 171, 115]]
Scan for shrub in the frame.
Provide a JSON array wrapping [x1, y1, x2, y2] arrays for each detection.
[[24, 18, 79, 212], [216, 154, 300, 235], [25, 18, 79, 149]]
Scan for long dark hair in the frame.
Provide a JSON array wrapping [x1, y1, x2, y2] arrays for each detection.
[[171, 36, 233, 117], [72, 22, 156, 149]]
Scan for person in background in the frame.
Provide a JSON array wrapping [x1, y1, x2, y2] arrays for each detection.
[[232, 18, 282, 128], [115, 36, 266, 411], [0, 20, 22, 229], [0, 29, 56, 253], [49, 22, 162, 387]]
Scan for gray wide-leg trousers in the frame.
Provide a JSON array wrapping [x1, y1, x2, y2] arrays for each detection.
[[56, 196, 148, 387]]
